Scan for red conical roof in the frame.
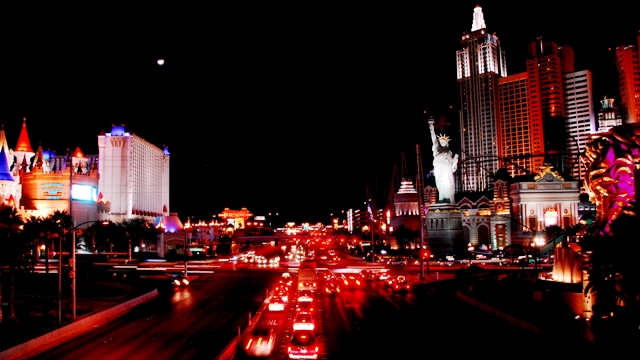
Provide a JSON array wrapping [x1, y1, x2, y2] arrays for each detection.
[[15, 118, 33, 152], [73, 147, 85, 158]]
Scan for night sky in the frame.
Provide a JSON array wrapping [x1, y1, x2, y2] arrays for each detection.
[[1, 2, 638, 225]]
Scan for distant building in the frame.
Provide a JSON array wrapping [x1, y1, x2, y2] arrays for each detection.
[[563, 69, 595, 180], [97, 124, 171, 223], [615, 33, 640, 123], [388, 176, 420, 233], [498, 72, 535, 177], [596, 96, 623, 133], [496, 38, 594, 181], [0, 119, 100, 225], [456, 5, 508, 192]]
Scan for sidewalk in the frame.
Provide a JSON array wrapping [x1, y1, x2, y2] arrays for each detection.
[[0, 275, 154, 353]]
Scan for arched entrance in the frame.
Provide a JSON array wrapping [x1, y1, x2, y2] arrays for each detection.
[[477, 224, 489, 247]]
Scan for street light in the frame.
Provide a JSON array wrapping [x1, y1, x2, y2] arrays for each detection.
[[183, 221, 190, 277]]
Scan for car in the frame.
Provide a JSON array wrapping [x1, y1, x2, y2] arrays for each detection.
[[360, 269, 378, 281], [293, 313, 315, 331], [169, 274, 189, 286], [390, 276, 410, 293], [377, 271, 391, 281], [268, 296, 286, 311], [387, 258, 408, 266], [274, 286, 290, 302], [339, 273, 363, 288], [244, 326, 276, 357], [323, 281, 340, 295], [298, 290, 314, 302], [328, 249, 336, 256], [287, 330, 319, 359], [321, 270, 335, 282], [385, 275, 407, 288], [296, 300, 314, 314]]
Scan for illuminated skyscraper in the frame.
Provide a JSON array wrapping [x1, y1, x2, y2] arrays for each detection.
[[456, 5, 507, 192], [497, 38, 594, 180], [498, 72, 533, 177], [615, 33, 640, 123], [563, 69, 595, 180]]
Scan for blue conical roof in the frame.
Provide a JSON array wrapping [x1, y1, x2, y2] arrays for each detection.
[[0, 147, 15, 181]]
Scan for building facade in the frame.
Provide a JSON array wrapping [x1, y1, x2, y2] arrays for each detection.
[[97, 124, 170, 223], [615, 34, 640, 123], [563, 69, 595, 180], [498, 72, 535, 177], [0, 119, 101, 226], [456, 5, 508, 192], [596, 96, 623, 133]]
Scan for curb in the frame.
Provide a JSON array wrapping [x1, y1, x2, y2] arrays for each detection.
[[0, 288, 159, 360]]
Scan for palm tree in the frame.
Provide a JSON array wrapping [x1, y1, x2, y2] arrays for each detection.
[[23, 216, 46, 273], [0, 205, 25, 323], [120, 218, 158, 255]]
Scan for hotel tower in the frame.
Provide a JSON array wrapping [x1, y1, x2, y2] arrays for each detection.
[[456, 5, 508, 192]]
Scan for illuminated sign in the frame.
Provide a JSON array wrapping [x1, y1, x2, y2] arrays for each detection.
[[71, 184, 98, 202], [254, 216, 266, 221], [42, 183, 64, 200]]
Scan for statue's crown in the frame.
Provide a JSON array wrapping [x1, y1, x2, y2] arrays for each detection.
[[438, 134, 450, 142]]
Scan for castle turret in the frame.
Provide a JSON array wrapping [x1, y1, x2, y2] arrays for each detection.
[[13, 118, 34, 174]]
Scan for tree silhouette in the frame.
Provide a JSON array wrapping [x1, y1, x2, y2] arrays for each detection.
[[583, 212, 640, 344], [0, 205, 25, 323]]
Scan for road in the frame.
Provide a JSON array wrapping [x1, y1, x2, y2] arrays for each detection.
[[31, 269, 281, 360], [31, 240, 567, 359]]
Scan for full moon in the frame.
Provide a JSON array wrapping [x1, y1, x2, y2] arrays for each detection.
[[157, 59, 165, 66]]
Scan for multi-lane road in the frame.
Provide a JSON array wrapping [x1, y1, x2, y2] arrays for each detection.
[[31, 241, 562, 359]]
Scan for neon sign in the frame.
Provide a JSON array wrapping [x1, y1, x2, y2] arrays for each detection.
[[42, 183, 64, 200]]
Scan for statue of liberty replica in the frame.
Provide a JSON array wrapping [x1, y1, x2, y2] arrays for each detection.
[[424, 116, 464, 259], [429, 118, 459, 204]]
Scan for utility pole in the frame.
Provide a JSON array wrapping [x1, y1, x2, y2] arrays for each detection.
[[68, 149, 76, 319], [416, 144, 426, 281]]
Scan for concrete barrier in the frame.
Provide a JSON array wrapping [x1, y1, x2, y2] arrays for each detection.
[[0, 289, 159, 360]]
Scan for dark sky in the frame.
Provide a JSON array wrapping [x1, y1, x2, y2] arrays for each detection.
[[1, 2, 638, 225]]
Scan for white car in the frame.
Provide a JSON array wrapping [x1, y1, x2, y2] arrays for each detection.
[[292, 313, 315, 331], [298, 290, 314, 302], [387, 258, 407, 266], [268, 296, 286, 311]]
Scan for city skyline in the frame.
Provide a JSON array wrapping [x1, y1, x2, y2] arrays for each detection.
[[1, 2, 638, 224]]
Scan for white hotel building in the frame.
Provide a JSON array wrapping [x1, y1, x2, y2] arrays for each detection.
[[97, 124, 171, 223]]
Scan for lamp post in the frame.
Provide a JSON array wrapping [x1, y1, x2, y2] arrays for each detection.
[[184, 221, 190, 277], [53, 229, 62, 325]]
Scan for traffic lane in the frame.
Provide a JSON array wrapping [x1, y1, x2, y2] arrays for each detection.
[[31, 270, 280, 360], [322, 277, 549, 358], [237, 282, 328, 360], [235, 302, 290, 359]]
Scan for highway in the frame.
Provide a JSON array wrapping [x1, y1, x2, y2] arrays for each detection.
[[31, 241, 556, 359]]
